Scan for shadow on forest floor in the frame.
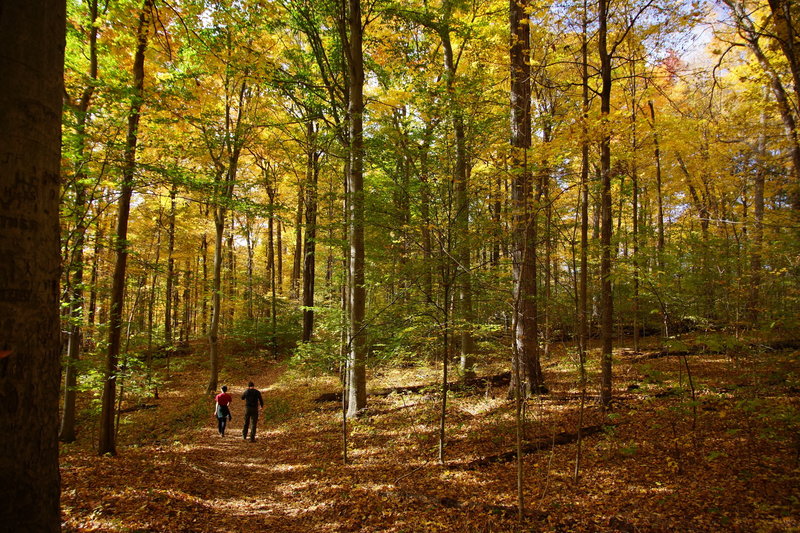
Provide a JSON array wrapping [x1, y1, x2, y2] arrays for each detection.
[[60, 335, 800, 532]]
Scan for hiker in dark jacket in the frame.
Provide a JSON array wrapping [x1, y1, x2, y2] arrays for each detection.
[[241, 381, 264, 441]]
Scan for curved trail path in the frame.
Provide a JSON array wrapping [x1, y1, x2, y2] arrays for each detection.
[[61, 355, 360, 532]]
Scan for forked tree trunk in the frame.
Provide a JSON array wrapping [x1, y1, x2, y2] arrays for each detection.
[[206, 76, 247, 394], [0, 1, 65, 528]]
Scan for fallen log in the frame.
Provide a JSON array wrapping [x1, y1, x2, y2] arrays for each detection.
[[459, 424, 608, 470], [631, 339, 800, 362], [119, 403, 158, 414]]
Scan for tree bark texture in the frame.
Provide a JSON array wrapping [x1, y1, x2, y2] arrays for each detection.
[[165, 184, 177, 345], [292, 187, 304, 299], [598, 0, 614, 409], [510, 0, 544, 397], [0, 1, 65, 529], [346, 0, 368, 417], [302, 121, 320, 342]]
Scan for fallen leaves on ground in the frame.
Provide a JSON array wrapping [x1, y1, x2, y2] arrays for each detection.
[[61, 339, 800, 532]]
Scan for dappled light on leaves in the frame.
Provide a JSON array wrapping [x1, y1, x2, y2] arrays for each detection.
[[61, 340, 800, 531]]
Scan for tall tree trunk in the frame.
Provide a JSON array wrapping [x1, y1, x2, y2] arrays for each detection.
[[182, 264, 191, 342], [749, 102, 767, 322], [244, 213, 255, 321], [265, 168, 276, 312], [303, 121, 320, 342], [541, 131, 553, 363], [207, 187, 226, 393], [291, 186, 304, 299], [346, 0, 367, 417], [575, 0, 591, 483], [493, 173, 502, 266], [598, 0, 614, 409], [630, 60, 640, 353], [200, 206, 209, 336], [510, 0, 544, 397], [99, 0, 152, 456], [226, 217, 235, 329], [261, 158, 278, 318], [647, 100, 665, 265], [164, 184, 176, 345], [277, 219, 284, 295], [439, 17, 476, 381], [60, 0, 100, 443], [146, 225, 161, 350], [88, 217, 103, 328], [420, 149, 434, 298], [0, 1, 65, 528]]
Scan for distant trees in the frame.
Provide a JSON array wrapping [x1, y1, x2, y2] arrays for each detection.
[[56, 0, 800, 456]]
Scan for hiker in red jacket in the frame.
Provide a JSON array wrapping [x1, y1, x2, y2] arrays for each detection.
[[214, 385, 233, 436]]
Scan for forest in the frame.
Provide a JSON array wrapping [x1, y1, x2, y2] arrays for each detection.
[[1, 0, 799, 531]]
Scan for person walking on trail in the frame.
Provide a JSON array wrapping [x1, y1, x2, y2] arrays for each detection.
[[241, 381, 263, 442], [214, 385, 233, 437]]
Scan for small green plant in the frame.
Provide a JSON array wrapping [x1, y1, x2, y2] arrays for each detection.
[[289, 339, 342, 375], [620, 442, 638, 457]]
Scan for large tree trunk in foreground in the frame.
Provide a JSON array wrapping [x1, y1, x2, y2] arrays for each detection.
[[0, 1, 65, 529]]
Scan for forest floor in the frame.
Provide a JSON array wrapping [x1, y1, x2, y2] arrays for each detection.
[[60, 335, 800, 532]]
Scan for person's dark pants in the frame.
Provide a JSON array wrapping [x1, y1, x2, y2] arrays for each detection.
[[243, 408, 259, 441], [217, 416, 227, 435]]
